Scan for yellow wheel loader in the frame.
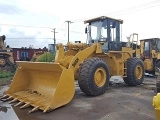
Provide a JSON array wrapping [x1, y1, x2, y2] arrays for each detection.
[[0, 35, 14, 67], [139, 38, 160, 74], [0, 16, 145, 113]]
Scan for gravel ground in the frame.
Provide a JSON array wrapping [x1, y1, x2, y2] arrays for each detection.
[[0, 76, 157, 120]]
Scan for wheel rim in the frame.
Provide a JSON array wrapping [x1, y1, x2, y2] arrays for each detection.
[[0, 58, 6, 66], [94, 67, 106, 87], [135, 65, 143, 79]]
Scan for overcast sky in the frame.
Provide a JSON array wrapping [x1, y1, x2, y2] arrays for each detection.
[[0, 0, 160, 48]]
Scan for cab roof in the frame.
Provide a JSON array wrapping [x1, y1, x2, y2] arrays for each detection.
[[140, 38, 160, 41], [84, 16, 123, 24]]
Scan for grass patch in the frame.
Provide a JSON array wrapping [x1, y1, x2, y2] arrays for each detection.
[[0, 71, 13, 86], [0, 71, 14, 78], [0, 65, 16, 86]]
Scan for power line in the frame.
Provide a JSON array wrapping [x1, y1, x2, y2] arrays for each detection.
[[6, 37, 81, 42], [0, 23, 52, 29], [57, 28, 83, 34], [108, 0, 160, 15], [61, 24, 68, 40], [57, 22, 66, 29], [7, 39, 67, 42], [0, 23, 84, 34], [71, 0, 160, 22], [108, 0, 160, 16], [113, 4, 160, 17], [7, 38, 53, 39]]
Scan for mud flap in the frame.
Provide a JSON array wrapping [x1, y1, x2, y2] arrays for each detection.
[[1, 61, 75, 113]]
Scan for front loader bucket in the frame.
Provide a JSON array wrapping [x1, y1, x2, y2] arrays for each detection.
[[1, 61, 75, 113]]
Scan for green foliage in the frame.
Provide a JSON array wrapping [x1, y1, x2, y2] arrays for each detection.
[[36, 52, 55, 62], [0, 71, 14, 78]]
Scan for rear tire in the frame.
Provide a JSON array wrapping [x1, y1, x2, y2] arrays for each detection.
[[157, 82, 160, 93], [124, 57, 144, 86], [78, 57, 110, 96], [156, 61, 160, 69], [156, 61, 160, 92]]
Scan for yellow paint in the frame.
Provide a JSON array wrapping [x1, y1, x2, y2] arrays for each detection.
[[135, 65, 143, 79], [157, 54, 160, 60], [144, 59, 153, 71], [140, 40, 144, 55], [153, 93, 160, 120], [94, 67, 106, 87]]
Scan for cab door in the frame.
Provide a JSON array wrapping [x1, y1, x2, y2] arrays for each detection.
[[143, 40, 151, 58]]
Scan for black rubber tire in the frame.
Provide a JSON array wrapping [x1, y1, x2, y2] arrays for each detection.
[[124, 57, 144, 86], [156, 61, 160, 69], [78, 57, 110, 96], [146, 61, 160, 76], [157, 83, 160, 93], [156, 61, 160, 92]]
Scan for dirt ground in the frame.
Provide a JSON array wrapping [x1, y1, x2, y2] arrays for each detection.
[[0, 76, 157, 120]]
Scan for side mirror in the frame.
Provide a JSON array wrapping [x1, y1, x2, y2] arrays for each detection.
[[85, 27, 87, 34]]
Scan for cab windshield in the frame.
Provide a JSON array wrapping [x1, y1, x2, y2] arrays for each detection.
[[90, 21, 107, 40], [86, 18, 122, 51]]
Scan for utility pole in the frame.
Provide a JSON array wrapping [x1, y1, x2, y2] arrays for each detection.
[[51, 28, 58, 52], [65, 21, 73, 43]]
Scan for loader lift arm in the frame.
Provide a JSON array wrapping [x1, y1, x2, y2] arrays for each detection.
[[55, 43, 103, 76]]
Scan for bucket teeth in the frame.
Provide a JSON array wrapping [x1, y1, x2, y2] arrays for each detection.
[[43, 106, 50, 113], [9, 98, 18, 103], [1, 96, 13, 101], [0, 95, 8, 99], [6, 96, 13, 100], [14, 101, 24, 107], [20, 103, 30, 109], [28, 106, 39, 113]]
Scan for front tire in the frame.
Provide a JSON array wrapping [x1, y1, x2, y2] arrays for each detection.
[[124, 57, 144, 86], [78, 57, 110, 96]]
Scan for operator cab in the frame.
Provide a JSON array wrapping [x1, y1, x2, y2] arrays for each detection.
[[140, 38, 160, 58], [84, 16, 123, 52]]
